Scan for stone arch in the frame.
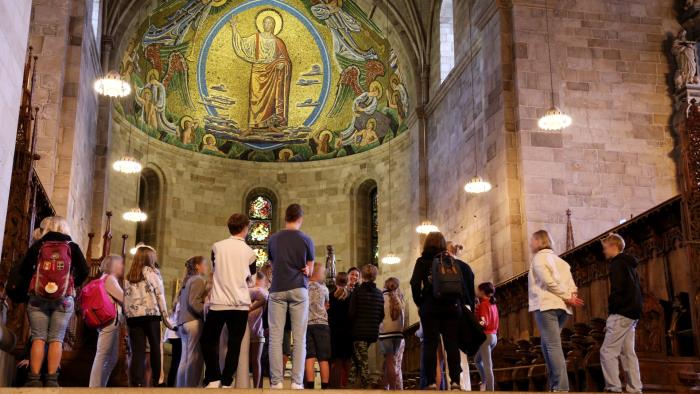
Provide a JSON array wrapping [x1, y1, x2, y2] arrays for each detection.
[[351, 178, 379, 267], [136, 165, 166, 253]]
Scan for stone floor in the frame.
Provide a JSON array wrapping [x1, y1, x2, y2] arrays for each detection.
[[2, 391, 589, 394]]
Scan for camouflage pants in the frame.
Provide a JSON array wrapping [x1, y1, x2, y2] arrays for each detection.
[[352, 341, 371, 388]]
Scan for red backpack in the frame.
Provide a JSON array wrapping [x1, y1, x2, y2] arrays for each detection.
[[29, 241, 74, 299], [80, 276, 117, 329]]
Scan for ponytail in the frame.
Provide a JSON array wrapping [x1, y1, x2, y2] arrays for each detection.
[[478, 281, 497, 304]]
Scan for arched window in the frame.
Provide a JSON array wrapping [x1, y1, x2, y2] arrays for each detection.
[[439, 0, 455, 82], [136, 168, 162, 251], [356, 180, 379, 266], [246, 191, 277, 267]]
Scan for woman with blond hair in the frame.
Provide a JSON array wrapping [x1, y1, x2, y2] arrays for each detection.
[[124, 245, 173, 387], [18, 216, 89, 387], [528, 230, 583, 392], [89, 254, 125, 387], [379, 277, 405, 390]]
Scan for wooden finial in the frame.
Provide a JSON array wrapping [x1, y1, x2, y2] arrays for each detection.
[[86, 232, 95, 260], [120, 234, 129, 259], [101, 211, 113, 258], [566, 209, 575, 250]]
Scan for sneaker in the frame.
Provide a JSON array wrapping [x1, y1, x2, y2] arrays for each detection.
[[291, 383, 305, 390], [205, 380, 221, 388], [44, 373, 60, 388], [450, 382, 462, 391], [424, 383, 437, 390], [270, 382, 284, 389]]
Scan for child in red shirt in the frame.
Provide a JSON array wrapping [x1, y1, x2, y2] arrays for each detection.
[[475, 282, 499, 391]]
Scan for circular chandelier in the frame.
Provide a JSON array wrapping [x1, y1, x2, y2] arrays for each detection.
[[464, 175, 492, 194], [94, 71, 131, 98], [123, 208, 147, 222], [112, 155, 143, 174], [381, 252, 401, 265], [538, 106, 572, 131], [416, 221, 439, 235]]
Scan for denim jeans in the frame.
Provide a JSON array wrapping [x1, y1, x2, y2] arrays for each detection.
[[534, 309, 570, 392], [600, 314, 642, 393], [89, 315, 122, 387], [177, 319, 204, 387], [27, 295, 74, 343], [268, 287, 309, 386], [475, 333, 498, 391]]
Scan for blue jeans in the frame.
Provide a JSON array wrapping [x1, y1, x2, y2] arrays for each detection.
[[475, 333, 497, 391], [534, 309, 570, 392], [600, 314, 642, 393], [89, 314, 122, 386], [27, 295, 74, 343], [268, 288, 309, 386]]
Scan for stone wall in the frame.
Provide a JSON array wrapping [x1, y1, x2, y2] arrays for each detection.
[[511, 0, 679, 254], [0, 1, 32, 256], [106, 114, 423, 322]]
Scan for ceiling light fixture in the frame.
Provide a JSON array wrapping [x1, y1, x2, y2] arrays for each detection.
[[94, 71, 131, 98], [112, 155, 143, 174], [416, 221, 440, 235], [538, 0, 571, 131], [123, 208, 147, 222]]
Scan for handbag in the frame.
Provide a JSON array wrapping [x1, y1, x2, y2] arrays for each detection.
[[458, 305, 486, 357]]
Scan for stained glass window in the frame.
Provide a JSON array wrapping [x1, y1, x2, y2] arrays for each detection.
[[246, 193, 275, 267]]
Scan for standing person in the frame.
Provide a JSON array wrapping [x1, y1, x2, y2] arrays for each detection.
[[248, 272, 269, 388], [528, 230, 584, 392], [379, 277, 405, 390], [410, 232, 464, 390], [599, 233, 643, 394], [200, 213, 257, 388], [176, 256, 208, 387], [19, 216, 89, 387], [89, 255, 125, 387], [349, 264, 384, 389], [164, 303, 181, 387], [305, 262, 331, 389], [328, 272, 353, 388], [448, 241, 476, 391], [474, 282, 499, 391], [124, 245, 173, 387], [267, 204, 315, 389]]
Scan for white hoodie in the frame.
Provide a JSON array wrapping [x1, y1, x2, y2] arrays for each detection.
[[209, 236, 256, 311], [528, 249, 577, 314]]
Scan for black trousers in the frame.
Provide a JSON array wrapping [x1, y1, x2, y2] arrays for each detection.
[[201, 309, 249, 386], [420, 305, 462, 386], [166, 338, 182, 387], [127, 316, 162, 387]]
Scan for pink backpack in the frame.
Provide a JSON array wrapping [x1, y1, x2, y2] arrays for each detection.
[[80, 276, 117, 329]]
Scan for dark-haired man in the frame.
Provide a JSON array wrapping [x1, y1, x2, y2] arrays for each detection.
[[268, 204, 315, 389], [201, 213, 257, 388]]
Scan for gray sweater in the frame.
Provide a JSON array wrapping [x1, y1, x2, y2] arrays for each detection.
[[177, 275, 206, 325]]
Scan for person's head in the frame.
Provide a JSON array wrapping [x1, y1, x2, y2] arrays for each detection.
[[227, 213, 250, 237], [126, 245, 158, 283], [385, 277, 400, 292], [246, 275, 255, 287], [366, 118, 376, 131], [601, 232, 625, 259], [347, 267, 360, 287], [184, 120, 191, 129], [41, 216, 71, 238], [335, 271, 348, 288], [477, 282, 496, 304], [255, 271, 268, 288], [101, 254, 125, 278], [530, 230, 554, 254], [261, 262, 273, 283], [263, 16, 275, 33], [360, 264, 378, 283], [284, 204, 304, 229], [186, 256, 208, 276], [311, 261, 325, 283], [422, 231, 447, 256], [446, 241, 463, 257]]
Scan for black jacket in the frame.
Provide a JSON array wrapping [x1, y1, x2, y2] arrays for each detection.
[[20, 232, 90, 289], [348, 281, 384, 342], [410, 252, 473, 309], [608, 253, 643, 320]]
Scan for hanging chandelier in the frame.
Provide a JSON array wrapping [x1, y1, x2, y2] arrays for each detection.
[[381, 252, 401, 265], [94, 71, 131, 98], [538, 0, 571, 131], [416, 221, 439, 235], [464, 175, 492, 194], [112, 155, 143, 174], [123, 208, 147, 222]]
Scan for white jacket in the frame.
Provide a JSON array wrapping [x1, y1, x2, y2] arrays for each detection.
[[528, 249, 577, 314], [209, 236, 256, 311]]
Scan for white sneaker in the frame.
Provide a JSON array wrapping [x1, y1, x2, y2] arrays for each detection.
[[270, 382, 284, 389], [221, 385, 233, 389], [291, 383, 305, 390], [205, 380, 221, 388]]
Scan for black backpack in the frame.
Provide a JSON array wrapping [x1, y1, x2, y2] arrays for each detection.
[[431, 253, 464, 300]]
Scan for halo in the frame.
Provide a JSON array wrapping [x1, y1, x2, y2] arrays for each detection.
[[210, 0, 228, 6], [256, 9, 283, 35], [319, 130, 333, 141], [202, 133, 216, 144], [146, 69, 160, 82], [180, 115, 194, 129], [369, 81, 383, 99], [279, 148, 294, 159]]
